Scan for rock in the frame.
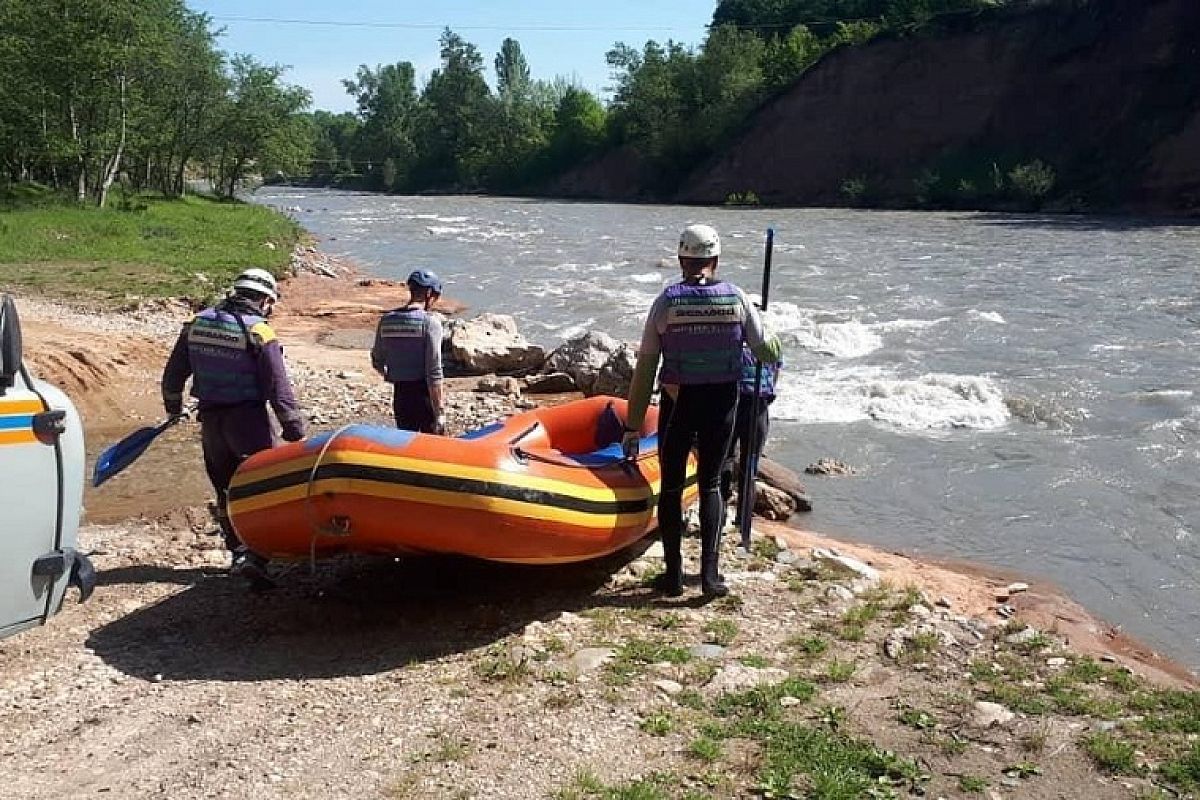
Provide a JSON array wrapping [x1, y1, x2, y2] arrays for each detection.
[[1004, 627, 1041, 645], [884, 630, 907, 660], [544, 332, 635, 397], [688, 644, 726, 661], [825, 585, 856, 603], [779, 696, 804, 707], [653, 679, 683, 696], [1006, 582, 1030, 595], [704, 664, 789, 696], [754, 482, 797, 520], [642, 541, 665, 560], [775, 549, 799, 565], [812, 548, 881, 586], [1046, 657, 1068, 668], [445, 314, 544, 375], [569, 648, 615, 674], [804, 458, 857, 476], [336, 370, 363, 380], [476, 376, 522, 397], [909, 604, 932, 618], [972, 701, 1015, 727], [757, 458, 809, 502], [936, 596, 953, 609], [523, 372, 577, 394]]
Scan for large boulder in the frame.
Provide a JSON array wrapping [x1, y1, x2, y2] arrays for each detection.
[[545, 332, 633, 397], [591, 343, 637, 398], [443, 314, 544, 375]]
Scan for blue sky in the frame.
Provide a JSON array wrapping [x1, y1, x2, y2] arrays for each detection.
[[187, 1, 716, 113]]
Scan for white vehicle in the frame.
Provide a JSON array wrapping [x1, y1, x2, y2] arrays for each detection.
[[0, 293, 94, 639]]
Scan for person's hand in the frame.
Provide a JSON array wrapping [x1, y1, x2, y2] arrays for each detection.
[[621, 427, 641, 461], [163, 390, 184, 418], [434, 414, 447, 436], [281, 420, 305, 442]]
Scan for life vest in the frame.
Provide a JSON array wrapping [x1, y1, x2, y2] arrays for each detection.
[[738, 347, 780, 398], [377, 307, 430, 383], [186, 304, 267, 407], [658, 280, 745, 385]]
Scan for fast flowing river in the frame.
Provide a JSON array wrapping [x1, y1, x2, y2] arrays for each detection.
[[255, 187, 1200, 670]]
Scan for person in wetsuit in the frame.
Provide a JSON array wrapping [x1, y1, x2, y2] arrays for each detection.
[[371, 269, 446, 434], [161, 268, 305, 584], [623, 224, 782, 598], [721, 342, 782, 527]]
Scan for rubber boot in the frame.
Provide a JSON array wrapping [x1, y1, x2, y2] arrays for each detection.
[[700, 526, 728, 598], [653, 527, 684, 597]]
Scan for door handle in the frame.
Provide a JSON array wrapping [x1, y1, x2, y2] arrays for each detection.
[[32, 409, 66, 443]]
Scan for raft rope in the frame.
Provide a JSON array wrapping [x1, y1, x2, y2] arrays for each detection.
[[305, 423, 356, 574]]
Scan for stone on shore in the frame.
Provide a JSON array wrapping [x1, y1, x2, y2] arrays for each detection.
[[444, 314, 545, 375], [754, 482, 797, 520], [523, 372, 577, 394], [545, 332, 635, 397]]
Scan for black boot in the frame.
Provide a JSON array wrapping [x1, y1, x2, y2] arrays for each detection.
[[700, 526, 728, 597], [655, 526, 684, 597]]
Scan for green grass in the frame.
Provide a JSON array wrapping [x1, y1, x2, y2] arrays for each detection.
[[639, 713, 674, 737], [0, 188, 300, 303], [604, 638, 692, 687], [703, 619, 739, 647], [958, 775, 988, 793], [1082, 732, 1140, 775]]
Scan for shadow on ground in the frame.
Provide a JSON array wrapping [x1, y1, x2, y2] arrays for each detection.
[[86, 543, 700, 683]]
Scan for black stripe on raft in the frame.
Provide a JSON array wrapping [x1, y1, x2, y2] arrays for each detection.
[[230, 462, 700, 516]]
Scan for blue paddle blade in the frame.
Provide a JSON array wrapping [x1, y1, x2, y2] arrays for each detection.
[[91, 417, 180, 487]]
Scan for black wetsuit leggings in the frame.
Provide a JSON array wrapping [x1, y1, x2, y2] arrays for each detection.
[[656, 382, 739, 579], [392, 380, 437, 433]]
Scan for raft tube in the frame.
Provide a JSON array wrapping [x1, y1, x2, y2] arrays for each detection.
[[228, 396, 698, 564]]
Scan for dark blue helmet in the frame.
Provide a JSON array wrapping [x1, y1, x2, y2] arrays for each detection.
[[407, 269, 443, 295]]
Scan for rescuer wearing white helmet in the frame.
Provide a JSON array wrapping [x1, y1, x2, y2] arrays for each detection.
[[161, 267, 305, 588], [623, 224, 782, 598]]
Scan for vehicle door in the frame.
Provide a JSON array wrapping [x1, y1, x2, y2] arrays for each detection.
[[0, 295, 62, 639]]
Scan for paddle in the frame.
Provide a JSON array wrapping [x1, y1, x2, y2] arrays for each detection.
[[738, 228, 775, 550], [92, 411, 189, 487]]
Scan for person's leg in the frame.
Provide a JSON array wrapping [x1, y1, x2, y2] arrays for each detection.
[[395, 381, 436, 432], [739, 400, 770, 524], [724, 399, 752, 526], [694, 384, 739, 596], [653, 392, 686, 595], [200, 412, 243, 552], [218, 405, 277, 588]]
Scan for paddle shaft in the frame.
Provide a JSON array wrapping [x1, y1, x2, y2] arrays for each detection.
[[738, 229, 774, 549]]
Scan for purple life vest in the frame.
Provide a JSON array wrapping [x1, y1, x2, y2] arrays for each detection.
[[186, 306, 265, 407], [658, 280, 745, 385], [377, 307, 429, 383], [738, 346, 780, 398]]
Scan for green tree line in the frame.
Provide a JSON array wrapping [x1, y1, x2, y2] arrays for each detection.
[[0, 0, 312, 206], [311, 0, 1038, 195]]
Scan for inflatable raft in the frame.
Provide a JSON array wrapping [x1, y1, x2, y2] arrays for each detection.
[[227, 396, 697, 564]]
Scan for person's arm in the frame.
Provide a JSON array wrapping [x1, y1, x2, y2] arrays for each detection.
[[161, 323, 193, 415], [425, 314, 446, 431], [370, 318, 387, 378], [624, 295, 666, 432], [252, 323, 305, 442], [738, 288, 782, 363]]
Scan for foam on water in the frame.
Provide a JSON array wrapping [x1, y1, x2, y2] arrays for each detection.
[[772, 366, 1010, 431], [969, 310, 1007, 324]]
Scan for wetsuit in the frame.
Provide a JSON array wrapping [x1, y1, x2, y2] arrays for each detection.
[[161, 297, 305, 552], [371, 305, 444, 433], [627, 278, 781, 594], [721, 347, 781, 520]]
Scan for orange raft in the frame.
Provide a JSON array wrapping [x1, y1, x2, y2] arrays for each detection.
[[227, 396, 698, 565]]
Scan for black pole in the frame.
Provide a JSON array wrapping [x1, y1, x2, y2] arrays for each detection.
[[739, 228, 774, 550]]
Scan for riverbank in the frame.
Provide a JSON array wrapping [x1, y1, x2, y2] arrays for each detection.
[[4, 246, 1200, 797]]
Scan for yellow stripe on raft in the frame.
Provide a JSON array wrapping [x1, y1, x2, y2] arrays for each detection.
[[228, 477, 660, 529], [232, 449, 658, 503], [0, 429, 37, 446], [224, 474, 662, 532]]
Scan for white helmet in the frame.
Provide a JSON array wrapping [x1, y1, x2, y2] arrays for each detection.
[[678, 224, 721, 259], [233, 268, 279, 301]]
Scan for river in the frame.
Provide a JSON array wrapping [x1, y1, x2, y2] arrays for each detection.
[[255, 187, 1200, 671]]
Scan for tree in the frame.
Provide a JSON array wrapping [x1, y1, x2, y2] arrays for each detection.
[[214, 56, 311, 198], [495, 38, 532, 109], [413, 29, 493, 188], [343, 62, 418, 187]]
